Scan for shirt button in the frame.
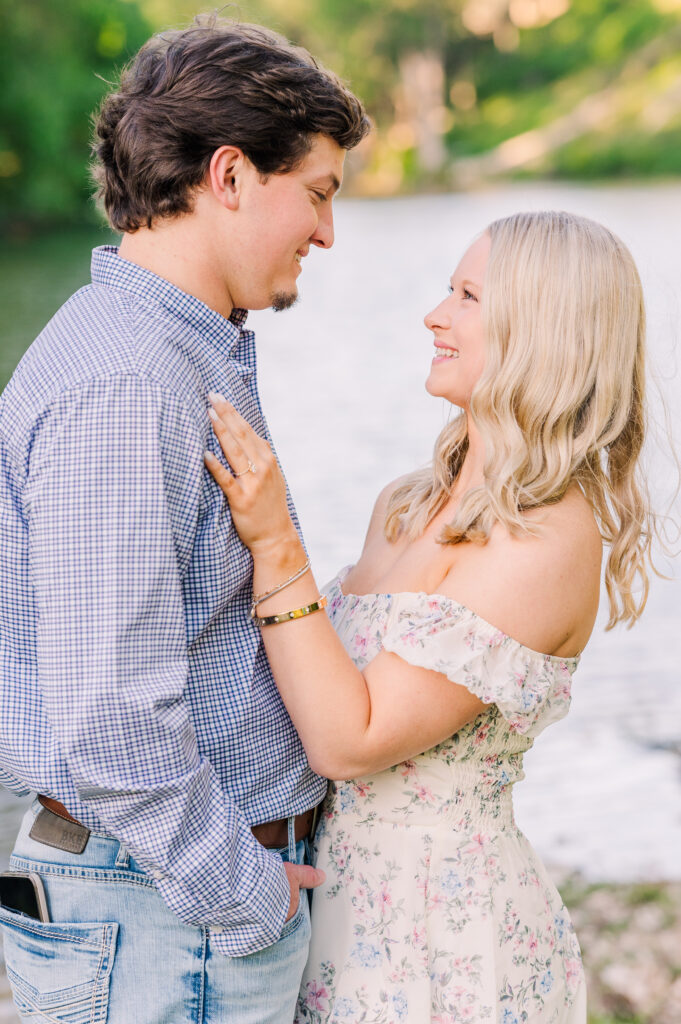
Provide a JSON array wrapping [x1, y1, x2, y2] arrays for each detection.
[[149, 869, 166, 881]]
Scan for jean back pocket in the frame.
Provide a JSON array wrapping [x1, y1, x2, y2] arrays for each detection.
[[0, 904, 118, 1024]]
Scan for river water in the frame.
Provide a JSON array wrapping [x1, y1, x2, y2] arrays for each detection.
[[1, 182, 680, 885]]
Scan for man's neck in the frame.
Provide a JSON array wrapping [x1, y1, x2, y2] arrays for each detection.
[[118, 223, 234, 321]]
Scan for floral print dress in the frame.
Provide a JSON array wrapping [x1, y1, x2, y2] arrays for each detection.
[[296, 567, 587, 1024]]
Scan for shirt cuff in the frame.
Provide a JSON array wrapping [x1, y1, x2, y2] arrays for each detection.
[[153, 839, 288, 958]]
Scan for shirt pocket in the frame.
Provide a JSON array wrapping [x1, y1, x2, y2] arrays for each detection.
[[0, 905, 118, 1024]]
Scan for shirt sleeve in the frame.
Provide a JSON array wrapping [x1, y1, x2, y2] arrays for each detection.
[[25, 374, 290, 956]]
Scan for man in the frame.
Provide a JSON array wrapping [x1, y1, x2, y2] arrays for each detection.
[[0, 15, 368, 1023]]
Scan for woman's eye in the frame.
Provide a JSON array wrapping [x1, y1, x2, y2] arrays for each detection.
[[447, 284, 454, 295], [463, 288, 477, 301]]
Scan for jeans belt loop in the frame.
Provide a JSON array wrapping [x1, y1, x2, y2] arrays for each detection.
[[286, 814, 296, 862], [114, 843, 131, 869]]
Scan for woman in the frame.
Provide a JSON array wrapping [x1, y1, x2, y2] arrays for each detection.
[[205, 211, 654, 1022]]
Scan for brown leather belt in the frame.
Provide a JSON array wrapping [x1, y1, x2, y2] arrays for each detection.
[[37, 795, 316, 851], [252, 809, 316, 848]]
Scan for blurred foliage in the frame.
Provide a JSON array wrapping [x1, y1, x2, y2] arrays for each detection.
[[230, 0, 681, 190], [0, 0, 150, 233], [1, 0, 681, 231]]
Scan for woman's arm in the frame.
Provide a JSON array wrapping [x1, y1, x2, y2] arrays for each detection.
[[204, 398, 486, 778], [204, 396, 598, 778], [242, 528, 489, 779]]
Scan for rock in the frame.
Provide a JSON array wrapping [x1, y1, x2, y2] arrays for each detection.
[[558, 875, 681, 1024], [630, 902, 668, 932], [659, 976, 681, 1024], [600, 958, 671, 1017], [656, 927, 681, 968]]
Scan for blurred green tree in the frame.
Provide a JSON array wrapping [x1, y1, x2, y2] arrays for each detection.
[[0, 0, 150, 233], [223, 0, 681, 187], [2, 0, 680, 231]]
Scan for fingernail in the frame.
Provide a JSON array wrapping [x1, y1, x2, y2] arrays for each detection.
[[204, 451, 216, 463], [207, 407, 218, 421], [208, 391, 226, 405]]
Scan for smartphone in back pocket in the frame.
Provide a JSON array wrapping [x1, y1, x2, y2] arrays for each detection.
[[0, 872, 50, 922]]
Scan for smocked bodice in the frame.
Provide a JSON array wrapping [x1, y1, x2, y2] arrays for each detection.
[[322, 566, 578, 831]]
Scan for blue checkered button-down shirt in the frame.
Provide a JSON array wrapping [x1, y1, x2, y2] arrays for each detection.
[[0, 246, 326, 956]]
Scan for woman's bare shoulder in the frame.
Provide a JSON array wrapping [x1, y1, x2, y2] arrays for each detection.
[[523, 484, 603, 567], [437, 484, 602, 657], [361, 473, 414, 551]]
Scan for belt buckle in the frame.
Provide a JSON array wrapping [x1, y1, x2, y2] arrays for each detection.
[[29, 807, 91, 855]]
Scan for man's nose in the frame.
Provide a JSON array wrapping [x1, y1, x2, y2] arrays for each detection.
[[311, 204, 335, 249]]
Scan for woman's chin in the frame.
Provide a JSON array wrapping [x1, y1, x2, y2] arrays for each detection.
[[425, 375, 453, 401], [425, 379, 469, 412]]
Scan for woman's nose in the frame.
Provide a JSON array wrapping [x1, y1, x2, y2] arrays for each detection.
[[424, 300, 450, 332]]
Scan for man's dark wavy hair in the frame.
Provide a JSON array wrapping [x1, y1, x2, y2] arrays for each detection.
[[92, 14, 370, 232]]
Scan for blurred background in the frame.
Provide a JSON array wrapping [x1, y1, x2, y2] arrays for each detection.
[[1, 2, 680, 1023]]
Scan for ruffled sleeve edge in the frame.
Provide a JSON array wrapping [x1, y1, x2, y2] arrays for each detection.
[[381, 593, 575, 736]]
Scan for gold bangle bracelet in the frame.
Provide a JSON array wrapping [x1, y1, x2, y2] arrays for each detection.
[[254, 595, 328, 628]]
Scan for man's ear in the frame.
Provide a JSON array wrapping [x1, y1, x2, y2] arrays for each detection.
[[208, 146, 246, 211]]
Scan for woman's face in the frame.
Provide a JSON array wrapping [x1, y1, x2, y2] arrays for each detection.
[[424, 232, 490, 409]]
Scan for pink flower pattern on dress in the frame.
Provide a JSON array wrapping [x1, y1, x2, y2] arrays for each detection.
[[295, 569, 585, 1024]]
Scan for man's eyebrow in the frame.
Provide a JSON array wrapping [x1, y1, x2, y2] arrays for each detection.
[[312, 173, 342, 194]]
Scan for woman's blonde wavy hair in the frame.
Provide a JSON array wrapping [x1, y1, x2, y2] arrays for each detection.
[[385, 210, 654, 629]]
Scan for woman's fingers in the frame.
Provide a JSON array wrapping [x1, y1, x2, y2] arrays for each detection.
[[204, 449, 236, 493], [203, 394, 295, 552], [208, 393, 266, 464], [208, 393, 256, 445], [205, 395, 273, 495], [207, 406, 243, 462]]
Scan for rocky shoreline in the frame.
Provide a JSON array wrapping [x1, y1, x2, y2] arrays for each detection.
[[1, 876, 679, 1023], [561, 876, 681, 1024]]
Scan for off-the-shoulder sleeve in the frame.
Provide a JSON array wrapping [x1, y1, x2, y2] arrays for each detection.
[[381, 593, 576, 737]]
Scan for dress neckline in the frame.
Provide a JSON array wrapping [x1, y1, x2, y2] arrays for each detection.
[[331, 564, 580, 667]]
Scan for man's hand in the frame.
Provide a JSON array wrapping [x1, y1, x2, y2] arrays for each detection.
[[283, 861, 325, 921]]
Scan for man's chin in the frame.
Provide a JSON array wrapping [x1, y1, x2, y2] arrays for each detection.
[[271, 289, 299, 313]]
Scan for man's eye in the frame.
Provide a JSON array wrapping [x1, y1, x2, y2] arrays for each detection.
[[312, 190, 326, 203]]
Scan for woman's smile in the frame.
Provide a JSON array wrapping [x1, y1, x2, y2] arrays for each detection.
[[432, 345, 460, 363]]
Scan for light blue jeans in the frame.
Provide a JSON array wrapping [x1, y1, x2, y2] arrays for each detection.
[[0, 799, 311, 1023]]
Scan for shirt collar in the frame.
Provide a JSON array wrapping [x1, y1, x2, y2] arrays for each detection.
[[91, 245, 253, 366]]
